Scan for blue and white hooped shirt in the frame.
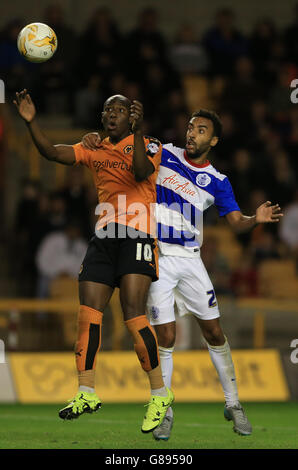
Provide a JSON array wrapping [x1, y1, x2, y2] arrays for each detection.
[[155, 143, 240, 258]]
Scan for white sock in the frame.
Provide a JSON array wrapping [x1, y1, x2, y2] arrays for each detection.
[[207, 337, 239, 407], [151, 386, 167, 397], [159, 346, 174, 417], [79, 385, 95, 394]]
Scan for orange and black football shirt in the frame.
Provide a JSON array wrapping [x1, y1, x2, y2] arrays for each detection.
[[73, 134, 162, 236]]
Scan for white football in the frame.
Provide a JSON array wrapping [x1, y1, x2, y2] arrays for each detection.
[[17, 22, 57, 63]]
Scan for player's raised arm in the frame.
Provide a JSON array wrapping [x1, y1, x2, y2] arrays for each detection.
[[13, 89, 75, 166], [130, 100, 155, 182]]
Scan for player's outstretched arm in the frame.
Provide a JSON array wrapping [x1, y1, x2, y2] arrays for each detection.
[[13, 89, 75, 166], [225, 201, 283, 233]]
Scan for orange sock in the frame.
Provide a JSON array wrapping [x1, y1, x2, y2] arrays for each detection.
[[75, 305, 103, 373], [125, 315, 160, 372]]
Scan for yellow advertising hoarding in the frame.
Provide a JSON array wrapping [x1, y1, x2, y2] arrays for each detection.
[[8, 349, 289, 403]]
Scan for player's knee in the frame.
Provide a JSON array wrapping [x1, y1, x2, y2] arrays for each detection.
[[79, 288, 108, 312], [79, 296, 102, 312], [203, 327, 225, 346], [121, 298, 146, 320], [156, 324, 176, 348]]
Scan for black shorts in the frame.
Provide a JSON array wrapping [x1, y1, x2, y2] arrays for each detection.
[[78, 223, 158, 288]]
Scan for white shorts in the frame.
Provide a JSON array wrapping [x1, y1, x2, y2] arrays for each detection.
[[147, 254, 220, 325]]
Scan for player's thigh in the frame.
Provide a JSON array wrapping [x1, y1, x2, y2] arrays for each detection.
[[79, 234, 118, 284], [119, 273, 152, 320], [79, 281, 114, 312], [177, 257, 220, 321], [115, 233, 158, 319], [78, 235, 117, 310], [147, 255, 178, 326]]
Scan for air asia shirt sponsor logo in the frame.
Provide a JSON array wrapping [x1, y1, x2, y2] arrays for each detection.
[[162, 173, 196, 196], [93, 159, 133, 173]]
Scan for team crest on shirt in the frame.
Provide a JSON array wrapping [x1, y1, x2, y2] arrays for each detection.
[[196, 173, 211, 187], [147, 142, 159, 155], [123, 145, 134, 154], [146, 137, 161, 157], [150, 306, 159, 320]]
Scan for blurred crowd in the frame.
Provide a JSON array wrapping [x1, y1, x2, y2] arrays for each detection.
[[1, 4, 298, 298]]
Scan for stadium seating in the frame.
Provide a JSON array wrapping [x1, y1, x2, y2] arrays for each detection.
[[182, 75, 211, 112], [203, 225, 242, 269], [49, 276, 77, 347], [257, 260, 298, 299]]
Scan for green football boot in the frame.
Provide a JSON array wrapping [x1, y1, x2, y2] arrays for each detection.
[[141, 388, 174, 433], [59, 391, 101, 420]]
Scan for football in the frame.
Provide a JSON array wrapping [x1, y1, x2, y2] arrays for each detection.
[[17, 22, 57, 63]]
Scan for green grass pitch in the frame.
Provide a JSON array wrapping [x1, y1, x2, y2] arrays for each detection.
[[0, 402, 297, 449]]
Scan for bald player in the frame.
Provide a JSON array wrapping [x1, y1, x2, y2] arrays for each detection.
[[14, 90, 174, 434]]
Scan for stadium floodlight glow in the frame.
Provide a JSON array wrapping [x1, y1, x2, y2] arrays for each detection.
[[0, 80, 4, 103], [0, 339, 5, 363]]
